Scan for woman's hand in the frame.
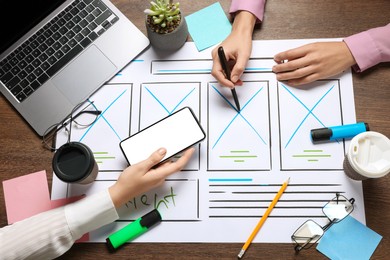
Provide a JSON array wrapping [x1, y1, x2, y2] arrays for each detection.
[[273, 42, 356, 86], [211, 11, 257, 89], [109, 147, 195, 208]]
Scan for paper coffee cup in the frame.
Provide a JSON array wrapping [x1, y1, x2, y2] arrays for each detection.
[[52, 142, 98, 184], [343, 131, 390, 180]]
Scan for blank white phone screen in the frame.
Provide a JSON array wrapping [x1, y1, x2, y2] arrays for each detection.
[[120, 107, 205, 165]]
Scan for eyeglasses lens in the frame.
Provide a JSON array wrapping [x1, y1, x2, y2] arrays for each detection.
[[292, 220, 324, 246], [322, 196, 353, 222]]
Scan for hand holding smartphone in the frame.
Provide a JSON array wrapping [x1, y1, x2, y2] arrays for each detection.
[[120, 107, 206, 165]]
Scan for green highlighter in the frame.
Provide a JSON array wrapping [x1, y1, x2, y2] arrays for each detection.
[[106, 209, 162, 252]]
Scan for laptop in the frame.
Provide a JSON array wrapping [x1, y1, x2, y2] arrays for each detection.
[[0, 0, 149, 136]]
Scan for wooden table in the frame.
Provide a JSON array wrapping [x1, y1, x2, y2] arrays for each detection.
[[1, 0, 389, 259]]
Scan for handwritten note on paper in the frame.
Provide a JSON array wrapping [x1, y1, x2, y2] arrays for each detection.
[[51, 40, 365, 243], [317, 215, 382, 259]]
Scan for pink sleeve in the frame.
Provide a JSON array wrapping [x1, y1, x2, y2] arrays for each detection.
[[344, 23, 390, 72], [230, 0, 266, 23]]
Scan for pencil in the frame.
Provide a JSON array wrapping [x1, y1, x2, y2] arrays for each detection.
[[237, 177, 290, 259], [217, 46, 241, 111]]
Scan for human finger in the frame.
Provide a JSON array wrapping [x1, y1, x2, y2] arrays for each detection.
[[136, 148, 167, 172], [272, 57, 310, 74], [150, 147, 195, 179], [211, 59, 235, 88], [275, 65, 315, 81], [273, 44, 311, 63], [286, 73, 321, 86], [230, 54, 248, 84]]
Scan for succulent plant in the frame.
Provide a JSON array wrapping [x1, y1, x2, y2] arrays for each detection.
[[144, 0, 181, 29]]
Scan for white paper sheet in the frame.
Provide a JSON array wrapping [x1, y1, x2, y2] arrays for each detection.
[[52, 39, 364, 243]]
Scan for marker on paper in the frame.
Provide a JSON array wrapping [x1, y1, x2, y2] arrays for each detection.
[[311, 122, 369, 143], [106, 209, 162, 252]]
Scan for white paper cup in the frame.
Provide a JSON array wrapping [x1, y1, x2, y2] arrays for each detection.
[[343, 131, 390, 180]]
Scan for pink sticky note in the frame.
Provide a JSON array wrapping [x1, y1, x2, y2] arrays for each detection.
[[3, 171, 90, 241], [50, 195, 85, 209], [3, 170, 51, 224]]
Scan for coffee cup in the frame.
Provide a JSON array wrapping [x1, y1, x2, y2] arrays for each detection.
[[52, 142, 98, 184], [343, 131, 390, 180]]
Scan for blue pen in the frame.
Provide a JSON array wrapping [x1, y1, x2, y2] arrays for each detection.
[[311, 122, 369, 143]]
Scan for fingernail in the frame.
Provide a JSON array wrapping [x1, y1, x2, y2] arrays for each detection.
[[158, 148, 166, 155], [231, 75, 238, 83]]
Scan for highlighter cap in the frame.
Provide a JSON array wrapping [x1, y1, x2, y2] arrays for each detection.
[[141, 209, 162, 228], [311, 128, 332, 143]]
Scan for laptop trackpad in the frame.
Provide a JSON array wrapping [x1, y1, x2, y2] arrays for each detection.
[[52, 45, 116, 105]]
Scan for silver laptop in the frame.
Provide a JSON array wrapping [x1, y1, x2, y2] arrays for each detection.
[[0, 0, 149, 136]]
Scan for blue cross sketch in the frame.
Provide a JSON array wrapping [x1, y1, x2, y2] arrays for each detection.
[[144, 86, 196, 115], [281, 83, 335, 148], [210, 84, 266, 149], [77, 89, 128, 142]]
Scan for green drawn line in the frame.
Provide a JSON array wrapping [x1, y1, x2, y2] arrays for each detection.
[[308, 159, 319, 162], [293, 155, 331, 158], [230, 150, 250, 153], [94, 156, 116, 159], [96, 161, 103, 164], [94, 152, 109, 154], [303, 150, 323, 152], [220, 155, 258, 158], [234, 160, 245, 162]]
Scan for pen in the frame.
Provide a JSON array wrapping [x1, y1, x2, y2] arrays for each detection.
[[106, 209, 162, 252], [311, 122, 369, 143], [237, 177, 290, 259], [217, 46, 241, 111]]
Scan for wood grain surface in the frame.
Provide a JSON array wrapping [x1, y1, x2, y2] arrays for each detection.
[[1, 0, 389, 259]]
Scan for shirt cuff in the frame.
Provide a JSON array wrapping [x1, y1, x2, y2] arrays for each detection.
[[343, 24, 390, 72], [229, 0, 266, 23], [64, 189, 119, 239], [344, 32, 378, 72]]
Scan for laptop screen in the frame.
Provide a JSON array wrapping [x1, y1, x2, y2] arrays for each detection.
[[0, 0, 67, 54]]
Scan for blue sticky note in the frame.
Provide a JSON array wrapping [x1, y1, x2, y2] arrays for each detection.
[[317, 215, 382, 260], [185, 2, 232, 51]]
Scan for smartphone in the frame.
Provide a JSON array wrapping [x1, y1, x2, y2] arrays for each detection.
[[120, 107, 206, 165]]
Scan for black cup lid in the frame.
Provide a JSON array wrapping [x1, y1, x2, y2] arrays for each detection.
[[52, 142, 95, 183]]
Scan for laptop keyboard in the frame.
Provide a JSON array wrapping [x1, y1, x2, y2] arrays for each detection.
[[0, 0, 118, 102]]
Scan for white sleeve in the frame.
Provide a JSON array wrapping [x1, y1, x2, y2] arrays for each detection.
[[0, 189, 118, 259], [65, 189, 119, 240]]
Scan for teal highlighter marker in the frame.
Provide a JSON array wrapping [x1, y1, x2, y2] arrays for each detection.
[[311, 122, 369, 143], [106, 209, 162, 252]]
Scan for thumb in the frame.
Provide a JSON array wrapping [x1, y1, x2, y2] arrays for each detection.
[[230, 57, 246, 83], [139, 148, 167, 170]]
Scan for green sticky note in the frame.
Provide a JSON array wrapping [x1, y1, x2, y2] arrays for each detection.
[[317, 215, 382, 260], [185, 2, 232, 51]]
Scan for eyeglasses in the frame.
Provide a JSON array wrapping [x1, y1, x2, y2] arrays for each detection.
[[42, 101, 101, 151], [291, 193, 355, 252]]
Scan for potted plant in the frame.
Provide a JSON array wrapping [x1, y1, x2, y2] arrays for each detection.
[[144, 0, 188, 51]]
